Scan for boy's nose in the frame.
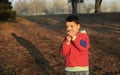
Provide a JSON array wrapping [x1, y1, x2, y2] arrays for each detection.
[[67, 28, 71, 32], [67, 30, 70, 32], [67, 27, 71, 31]]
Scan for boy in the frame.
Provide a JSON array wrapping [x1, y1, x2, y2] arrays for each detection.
[[60, 15, 90, 75]]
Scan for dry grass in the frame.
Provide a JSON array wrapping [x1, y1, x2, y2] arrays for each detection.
[[0, 13, 120, 75]]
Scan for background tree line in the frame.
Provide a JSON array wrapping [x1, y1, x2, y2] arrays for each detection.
[[13, 0, 120, 16], [0, 0, 120, 18], [13, 0, 68, 16]]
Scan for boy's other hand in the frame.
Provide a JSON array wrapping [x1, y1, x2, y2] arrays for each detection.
[[66, 35, 72, 45], [67, 30, 76, 38]]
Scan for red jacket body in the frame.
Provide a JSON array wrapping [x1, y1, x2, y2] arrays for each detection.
[[61, 32, 90, 67]]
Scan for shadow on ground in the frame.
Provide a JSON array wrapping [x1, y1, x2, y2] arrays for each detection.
[[11, 33, 58, 75]]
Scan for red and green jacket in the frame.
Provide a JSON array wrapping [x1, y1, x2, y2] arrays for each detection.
[[60, 32, 90, 67]]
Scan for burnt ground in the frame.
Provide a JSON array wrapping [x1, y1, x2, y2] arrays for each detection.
[[0, 13, 120, 75]]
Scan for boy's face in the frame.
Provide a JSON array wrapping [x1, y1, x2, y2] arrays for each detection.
[[66, 21, 80, 35]]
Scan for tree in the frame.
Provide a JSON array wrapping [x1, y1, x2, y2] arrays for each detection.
[[68, 0, 84, 14], [94, 0, 102, 13], [14, 0, 46, 16], [0, 0, 16, 20], [49, 0, 67, 14]]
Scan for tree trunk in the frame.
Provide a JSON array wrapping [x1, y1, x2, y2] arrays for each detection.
[[71, 0, 77, 14], [69, 0, 84, 14], [94, 0, 102, 13]]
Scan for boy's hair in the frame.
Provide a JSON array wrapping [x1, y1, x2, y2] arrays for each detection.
[[65, 15, 79, 24]]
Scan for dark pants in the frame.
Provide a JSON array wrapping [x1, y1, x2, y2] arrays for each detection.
[[65, 71, 89, 75]]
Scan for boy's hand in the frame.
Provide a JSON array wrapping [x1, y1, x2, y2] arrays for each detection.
[[66, 35, 72, 45], [67, 30, 76, 38]]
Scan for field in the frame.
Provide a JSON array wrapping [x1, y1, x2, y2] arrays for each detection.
[[0, 13, 120, 75]]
